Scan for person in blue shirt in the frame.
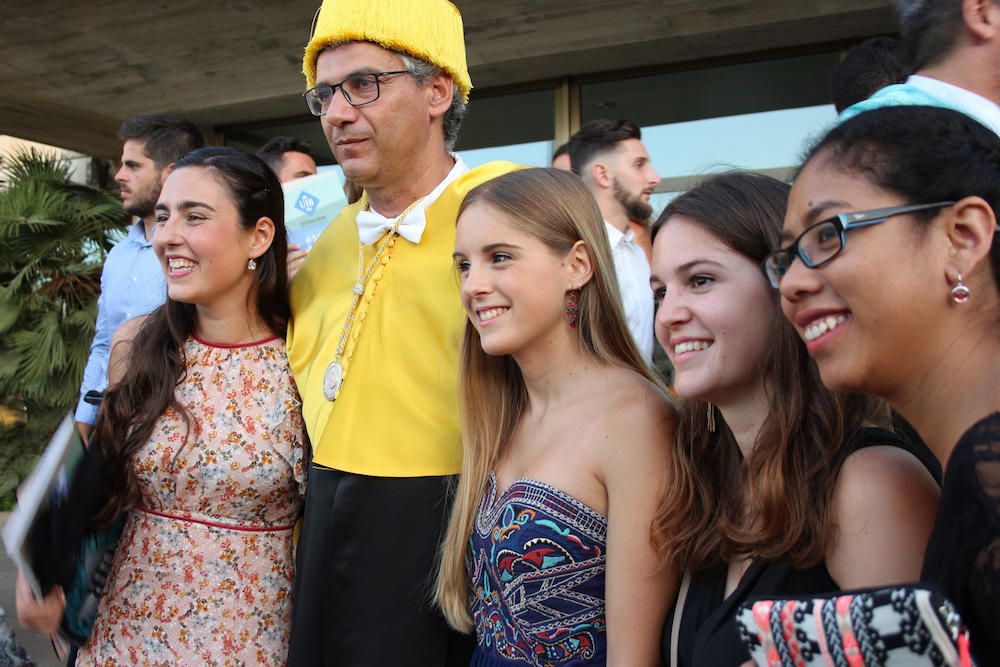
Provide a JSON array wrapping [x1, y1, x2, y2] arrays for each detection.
[[839, 0, 1000, 135], [74, 114, 204, 441]]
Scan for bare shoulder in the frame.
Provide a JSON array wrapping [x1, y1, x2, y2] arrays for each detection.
[[835, 443, 938, 507], [604, 367, 676, 432], [108, 315, 148, 384], [827, 442, 940, 587], [112, 315, 147, 347], [590, 367, 676, 473]]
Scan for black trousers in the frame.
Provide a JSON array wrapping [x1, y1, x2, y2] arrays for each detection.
[[287, 465, 474, 666]]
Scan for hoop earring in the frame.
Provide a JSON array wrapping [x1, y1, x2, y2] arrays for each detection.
[[566, 289, 579, 328], [248, 258, 257, 271], [950, 272, 970, 304], [707, 403, 716, 433]]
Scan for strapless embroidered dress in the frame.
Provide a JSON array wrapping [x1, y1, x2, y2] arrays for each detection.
[[469, 473, 608, 666]]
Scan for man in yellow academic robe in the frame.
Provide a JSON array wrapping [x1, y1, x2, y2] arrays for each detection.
[[286, 0, 518, 663]]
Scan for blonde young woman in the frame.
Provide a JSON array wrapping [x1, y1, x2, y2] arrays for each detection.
[[437, 168, 676, 666]]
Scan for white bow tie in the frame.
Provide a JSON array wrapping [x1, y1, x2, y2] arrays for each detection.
[[356, 204, 427, 246]]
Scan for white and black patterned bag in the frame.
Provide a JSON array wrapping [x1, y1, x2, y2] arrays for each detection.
[[736, 586, 974, 666]]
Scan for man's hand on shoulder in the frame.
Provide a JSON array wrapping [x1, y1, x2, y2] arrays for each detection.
[[288, 243, 310, 281]]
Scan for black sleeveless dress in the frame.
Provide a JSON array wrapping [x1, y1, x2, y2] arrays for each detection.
[[660, 427, 941, 667], [921, 412, 1000, 666]]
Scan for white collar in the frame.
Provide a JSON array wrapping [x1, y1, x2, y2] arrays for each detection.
[[356, 155, 469, 245], [907, 75, 1000, 133], [604, 220, 635, 247]]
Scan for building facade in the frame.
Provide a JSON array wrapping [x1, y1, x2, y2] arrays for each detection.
[[0, 0, 896, 208]]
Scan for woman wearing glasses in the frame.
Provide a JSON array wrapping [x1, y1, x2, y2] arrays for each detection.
[[774, 106, 1000, 665], [650, 171, 940, 666]]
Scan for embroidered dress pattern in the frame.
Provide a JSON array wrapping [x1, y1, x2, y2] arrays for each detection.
[[76, 337, 307, 666], [469, 474, 608, 666]]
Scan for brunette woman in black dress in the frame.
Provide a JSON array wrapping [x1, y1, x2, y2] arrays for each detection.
[[649, 171, 941, 666]]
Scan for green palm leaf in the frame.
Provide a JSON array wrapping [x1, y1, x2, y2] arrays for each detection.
[[0, 147, 129, 499]]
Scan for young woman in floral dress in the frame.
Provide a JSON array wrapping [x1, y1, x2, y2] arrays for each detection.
[[73, 147, 307, 665]]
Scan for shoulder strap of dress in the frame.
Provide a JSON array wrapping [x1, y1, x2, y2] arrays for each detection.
[[670, 571, 692, 667]]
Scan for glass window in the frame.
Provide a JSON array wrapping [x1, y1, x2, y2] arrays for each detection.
[[581, 52, 841, 190], [644, 104, 837, 181], [224, 118, 335, 164], [456, 88, 555, 168], [582, 52, 840, 126]]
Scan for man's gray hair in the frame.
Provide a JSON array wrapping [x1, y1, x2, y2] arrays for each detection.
[[397, 52, 467, 151], [894, 0, 999, 70]]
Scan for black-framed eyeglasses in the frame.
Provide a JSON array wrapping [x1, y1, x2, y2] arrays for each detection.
[[763, 201, 955, 289], [303, 70, 409, 116]]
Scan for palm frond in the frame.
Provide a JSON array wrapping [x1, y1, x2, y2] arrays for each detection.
[[0, 294, 19, 335], [0, 350, 21, 380], [0, 149, 125, 490], [2, 148, 71, 186]]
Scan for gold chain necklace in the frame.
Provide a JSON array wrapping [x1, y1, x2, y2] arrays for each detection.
[[322, 197, 423, 401]]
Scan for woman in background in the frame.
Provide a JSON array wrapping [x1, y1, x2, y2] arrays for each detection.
[[437, 168, 676, 666], [651, 171, 939, 666]]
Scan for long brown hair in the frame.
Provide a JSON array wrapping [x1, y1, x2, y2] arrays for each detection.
[[435, 168, 667, 631], [651, 171, 887, 573], [93, 147, 290, 527]]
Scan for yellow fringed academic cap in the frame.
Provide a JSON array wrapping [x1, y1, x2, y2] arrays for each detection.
[[303, 0, 473, 103]]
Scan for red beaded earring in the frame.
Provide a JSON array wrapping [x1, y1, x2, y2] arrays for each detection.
[[566, 289, 579, 328]]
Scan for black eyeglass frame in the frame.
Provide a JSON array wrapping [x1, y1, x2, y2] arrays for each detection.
[[763, 201, 956, 289], [303, 70, 410, 116]]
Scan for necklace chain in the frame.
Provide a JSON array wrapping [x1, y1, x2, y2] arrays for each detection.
[[328, 197, 423, 398]]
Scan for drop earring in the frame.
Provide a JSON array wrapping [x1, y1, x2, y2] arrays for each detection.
[[707, 403, 716, 432], [566, 288, 579, 328], [248, 258, 257, 271], [950, 272, 969, 304]]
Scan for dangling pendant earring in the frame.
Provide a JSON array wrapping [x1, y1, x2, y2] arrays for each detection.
[[950, 272, 970, 304], [707, 403, 716, 433], [248, 258, 257, 271], [566, 288, 579, 328]]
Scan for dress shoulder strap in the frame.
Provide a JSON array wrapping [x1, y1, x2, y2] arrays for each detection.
[[669, 571, 692, 667]]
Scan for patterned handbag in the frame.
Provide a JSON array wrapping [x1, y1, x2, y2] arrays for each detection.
[[736, 586, 974, 666]]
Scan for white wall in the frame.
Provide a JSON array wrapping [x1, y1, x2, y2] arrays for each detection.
[[0, 136, 91, 188]]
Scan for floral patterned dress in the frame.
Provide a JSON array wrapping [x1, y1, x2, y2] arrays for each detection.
[[76, 336, 307, 666]]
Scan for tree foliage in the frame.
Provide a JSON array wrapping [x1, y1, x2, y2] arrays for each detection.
[[0, 148, 127, 497]]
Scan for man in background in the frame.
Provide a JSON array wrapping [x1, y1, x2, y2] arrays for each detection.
[[569, 118, 659, 360], [832, 36, 907, 112], [257, 137, 320, 279], [256, 136, 318, 182], [841, 0, 1000, 134], [75, 114, 204, 440], [551, 141, 571, 170]]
